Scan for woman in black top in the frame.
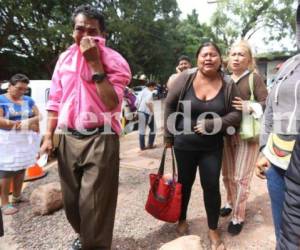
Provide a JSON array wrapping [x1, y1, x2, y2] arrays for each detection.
[[164, 42, 241, 250]]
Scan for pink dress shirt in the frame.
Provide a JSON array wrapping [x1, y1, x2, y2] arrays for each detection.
[[47, 37, 131, 135]]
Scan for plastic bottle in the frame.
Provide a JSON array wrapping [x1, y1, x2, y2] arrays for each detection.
[[163, 173, 173, 185]]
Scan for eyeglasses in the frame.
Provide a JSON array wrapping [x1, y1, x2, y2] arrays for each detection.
[[13, 85, 28, 92]]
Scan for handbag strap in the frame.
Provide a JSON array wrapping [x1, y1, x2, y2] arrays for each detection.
[[152, 147, 178, 203], [170, 147, 177, 179], [158, 147, 167, 176], [248, 72, 254, 101], [157, 147, 177, 179]]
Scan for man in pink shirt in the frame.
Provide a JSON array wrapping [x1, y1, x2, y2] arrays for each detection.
[[40, 5, 131, 250]]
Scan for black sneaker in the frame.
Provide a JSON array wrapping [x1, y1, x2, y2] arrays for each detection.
[[70, 238, 82, 250], [220, 207, 232, 217], [228, 221, 244, 235]]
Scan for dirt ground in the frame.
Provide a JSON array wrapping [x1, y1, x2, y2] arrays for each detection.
[[0, 129, 275, 250], [0, 101, 276, 249]]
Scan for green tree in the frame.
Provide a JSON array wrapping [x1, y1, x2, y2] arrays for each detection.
[[0, 0, 182, 83], [103, 0, 181, 83], [210, 0, 297, 50], [0, 0, 92, 79], [175, 9, 224, 65]]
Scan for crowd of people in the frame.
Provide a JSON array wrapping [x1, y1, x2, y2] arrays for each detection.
[[0, 3, 300, 250], [164, 37, 300, 250]]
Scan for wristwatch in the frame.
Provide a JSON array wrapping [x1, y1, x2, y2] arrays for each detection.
[[92, 72, 107, 83]]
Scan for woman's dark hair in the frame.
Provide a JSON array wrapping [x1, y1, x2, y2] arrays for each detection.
[[9, 74, 29, 86], [195, 42, 223, 72], [72, 5, 106, 32], [195, 41, 222, 59]]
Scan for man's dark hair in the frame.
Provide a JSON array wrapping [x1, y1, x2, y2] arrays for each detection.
[[72, 5, 106, 32], [9, 74, 29, 86], [178, 55, 191, 64], [145, 81, 156, 87]]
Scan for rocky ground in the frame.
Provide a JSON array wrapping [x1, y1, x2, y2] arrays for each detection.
[[0, 130, 275, 250], [0, 101, 276, 249]]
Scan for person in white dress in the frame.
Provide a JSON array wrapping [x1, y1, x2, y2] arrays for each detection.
[[0, 74, 40, 215]]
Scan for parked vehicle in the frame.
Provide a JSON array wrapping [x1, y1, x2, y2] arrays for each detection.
[[133, 85, 162, 100], [132, 85, 145, 96], [153, 84, 167, 100], [1, 80, 51, 135]]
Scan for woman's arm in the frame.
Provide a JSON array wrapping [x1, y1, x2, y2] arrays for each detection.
[[0, 108, 21, 130], [253, 73, 268, 110], [164, 88, 180, 144], [20, 105, 41, 132], [164, 71, 192, 144], [203, 82, 242, 134]]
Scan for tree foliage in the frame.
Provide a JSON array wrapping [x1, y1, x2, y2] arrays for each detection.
[[0, 0, 297, 82], [175, 10, 222, 65], [0, 0, 87, 79], [0, 0, 183, 82], [103, 0, 182, 82], [210, 0, 297, 50]]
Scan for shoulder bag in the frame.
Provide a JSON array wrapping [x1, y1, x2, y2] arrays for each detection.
[[239, 73, 261, 140], [145, 147, 182, 223]]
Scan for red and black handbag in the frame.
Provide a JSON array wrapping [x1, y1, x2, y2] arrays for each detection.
[[145, 147, 182, 223]]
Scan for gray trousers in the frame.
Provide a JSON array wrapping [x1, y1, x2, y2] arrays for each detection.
[[57, 133, 119, 250]]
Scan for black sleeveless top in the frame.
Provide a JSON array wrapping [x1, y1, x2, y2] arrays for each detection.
[[174, 84, 226, 151]]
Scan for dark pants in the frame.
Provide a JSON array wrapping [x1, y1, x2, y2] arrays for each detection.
[[175, 147, 223, 230], [0, 209, 3, 237], [277, 134, 300, 250], [138, 112, 156, 149], [277, 176, 300, 250], [57, 133, 119, 250]]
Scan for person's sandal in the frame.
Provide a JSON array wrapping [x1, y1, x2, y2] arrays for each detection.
[[2, 204, 18, 215], [176, 220, 189, 236], [228, 221, 244, 235], [209, 230, 226, 250], [70, 237, 82, 250], [220, 207, 232, 217], [12, 195, 28, 204], [210, 239, 226, 250]]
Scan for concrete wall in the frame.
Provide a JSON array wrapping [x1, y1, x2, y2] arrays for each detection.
[[257, 59, 287, 88]]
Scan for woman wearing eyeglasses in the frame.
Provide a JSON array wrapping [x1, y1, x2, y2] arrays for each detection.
[[0, 74, 40, 215]]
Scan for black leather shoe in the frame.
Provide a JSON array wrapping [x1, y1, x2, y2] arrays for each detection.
[[70, 238, 82, 250], [220, 207, 232, 217], [228, 221, 244, 235]]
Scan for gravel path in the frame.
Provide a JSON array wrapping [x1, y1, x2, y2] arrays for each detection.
[[3, 159, 276, 250], [0, 118, 276, 249]]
